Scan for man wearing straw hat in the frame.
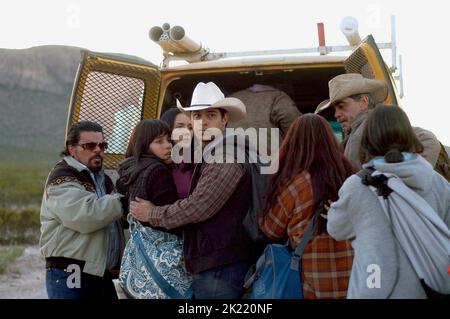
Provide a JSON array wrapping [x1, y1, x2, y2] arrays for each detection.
[[316, 73, 440, 170]]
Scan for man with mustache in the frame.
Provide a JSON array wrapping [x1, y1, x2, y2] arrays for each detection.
[[315, 73, 441, 171], [40, 121, 125, 299]]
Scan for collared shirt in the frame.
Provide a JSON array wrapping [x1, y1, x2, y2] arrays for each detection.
[[342, 111, 370, 170], [63, 156, 121, 270], [260, 171, 354, 299], [89, 171, 106, 197], [349, 110, 369, 134], [148, 161, 245, 229]]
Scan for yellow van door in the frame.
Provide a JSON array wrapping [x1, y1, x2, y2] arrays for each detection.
[[344, 35, 399, 106], [66, 50, 161, 169]]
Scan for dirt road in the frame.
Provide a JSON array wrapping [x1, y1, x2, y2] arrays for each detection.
[[0, 245, 47, 299]]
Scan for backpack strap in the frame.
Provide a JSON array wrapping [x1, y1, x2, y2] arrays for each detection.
[[434, 143, 450, 182], [290, 206, 320, 271], [244, 209, 318, 290]]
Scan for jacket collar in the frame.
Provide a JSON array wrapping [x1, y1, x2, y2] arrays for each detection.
[[63, 155, 106, 190], [63, 155, 104, 177], [350, 110, 370, 134], [64, 155, 89, 172]]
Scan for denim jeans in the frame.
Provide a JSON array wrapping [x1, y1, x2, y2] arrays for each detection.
[[192, 260, 253, 299], [46, 268, 118, 299]]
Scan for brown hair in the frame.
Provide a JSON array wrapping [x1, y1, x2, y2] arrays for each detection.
[[264, 114, 355, 234], [126, 119, 171, 161], [360, 105, 424, 164], [124, 121, 142, 158], [160, 108, 182, 132]]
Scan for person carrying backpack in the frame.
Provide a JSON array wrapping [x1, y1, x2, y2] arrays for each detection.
[[259, 114, 355, 299], [327, 105, 450, 299]]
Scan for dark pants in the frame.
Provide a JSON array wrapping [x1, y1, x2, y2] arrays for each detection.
[[192, 260, 253, 299], [46, 268, 118, 299]]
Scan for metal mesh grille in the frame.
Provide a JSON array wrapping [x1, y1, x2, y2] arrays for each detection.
[[70, 54, 160, 169], [344, 37, 398, 105], [77, 71, 143, 155], [344, 47, 375, 79]]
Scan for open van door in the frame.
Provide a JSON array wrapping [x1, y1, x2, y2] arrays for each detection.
[[66, 50, 161, 169], [344, 35, 400, 105]]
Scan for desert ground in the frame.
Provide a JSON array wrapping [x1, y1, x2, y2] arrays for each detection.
[[0, 245, 46, 299]]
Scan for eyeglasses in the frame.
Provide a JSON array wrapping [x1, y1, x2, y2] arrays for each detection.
[[76, 142, 108, 151]]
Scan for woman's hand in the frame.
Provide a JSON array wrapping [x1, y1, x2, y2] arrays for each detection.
[[321, 200, 334, 220]]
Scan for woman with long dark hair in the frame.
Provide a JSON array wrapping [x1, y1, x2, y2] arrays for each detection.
[[117, 119, 179, 220], [115, 119, 190, 299], [259, 113, 355, 299], [160, 108, 194, 199]]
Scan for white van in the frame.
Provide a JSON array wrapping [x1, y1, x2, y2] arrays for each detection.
[[65, 17, 402, 170]]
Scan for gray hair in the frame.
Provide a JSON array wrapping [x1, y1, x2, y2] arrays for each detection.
[[350, 93, 376, 109]]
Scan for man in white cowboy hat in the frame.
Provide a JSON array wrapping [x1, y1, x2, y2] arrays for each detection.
[[316, 73, 440, 170], [177, 81, 247, 145], [129, 82, 261, 299]]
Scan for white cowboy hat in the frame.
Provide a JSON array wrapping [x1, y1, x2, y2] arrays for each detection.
[[315, 73, 388, 114], [176, 82, 246, 122]]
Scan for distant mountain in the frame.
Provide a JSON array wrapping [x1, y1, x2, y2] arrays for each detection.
[[0, 46, 449, 164], [0, 46, 81, 164], [0, 45, 81, 94], [0, 45, 151, 164]]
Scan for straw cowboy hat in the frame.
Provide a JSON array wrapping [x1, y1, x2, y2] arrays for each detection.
[[176, 82, 246, 122], [315, 73, 388, 114]]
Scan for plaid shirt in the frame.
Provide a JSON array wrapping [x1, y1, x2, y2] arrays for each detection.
[[148, 162, 245, 229], [260, 171, 354, 299]]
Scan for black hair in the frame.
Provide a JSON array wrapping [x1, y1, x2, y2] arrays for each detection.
[[160, 108, 182, 132], [161, 108, 195, 172], [218, 108, 227, 119], [60, 121, 103, 157], [190, 108, 227, 119]]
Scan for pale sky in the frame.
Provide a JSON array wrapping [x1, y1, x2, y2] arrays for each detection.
[[2, 0, 449, 144]]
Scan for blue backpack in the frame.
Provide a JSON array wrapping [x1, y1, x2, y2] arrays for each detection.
[[243, 213, 317, 299]]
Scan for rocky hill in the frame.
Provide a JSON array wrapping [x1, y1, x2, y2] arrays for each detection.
[[0, 46, 81, 164], [0, 46, 449, 164], [0, 46, 81, 94]]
